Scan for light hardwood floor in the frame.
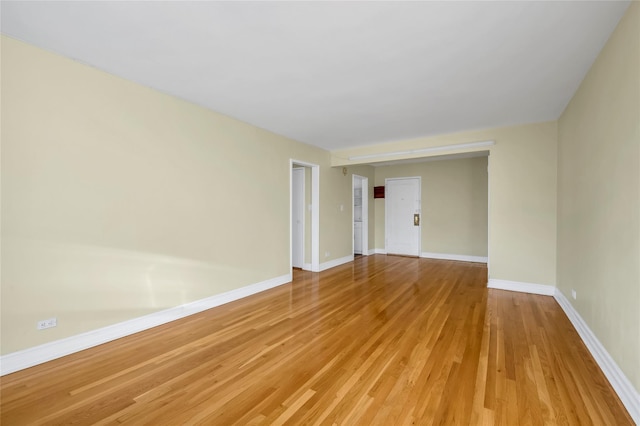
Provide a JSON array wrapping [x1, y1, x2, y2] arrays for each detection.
[[0, 255, 633, 425]]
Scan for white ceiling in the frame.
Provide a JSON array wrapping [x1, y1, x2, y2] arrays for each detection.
[[1, 1, 630, 151]]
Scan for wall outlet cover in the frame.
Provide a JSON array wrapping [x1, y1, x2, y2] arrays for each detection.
[[37, 318, 57, 330]]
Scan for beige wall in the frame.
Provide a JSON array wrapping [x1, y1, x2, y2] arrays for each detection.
[[374, 156, 488, 257], [0, 36, 350, 354], [558, 2, 639, 391], [335, 121, 558, 286]]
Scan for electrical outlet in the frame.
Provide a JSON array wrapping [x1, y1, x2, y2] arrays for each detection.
[[37, 317, 57, 330], [325, 251, 330, 258], [571, 289, 577, 300]]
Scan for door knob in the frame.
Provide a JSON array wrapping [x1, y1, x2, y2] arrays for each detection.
[[414, 214, 420, 226]]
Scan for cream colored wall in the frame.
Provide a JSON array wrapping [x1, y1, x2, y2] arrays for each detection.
[[374, 157, 488, 257], [320, 167, 350, 261], [316, 164, 375, 260], [557, 2, 639, 391], [489, 122, 558, 286], [0, 36, 348, 354], [335, 121, 558, 286]]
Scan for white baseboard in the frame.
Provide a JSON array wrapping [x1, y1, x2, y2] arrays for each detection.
[[421, 252, 488, 263], [319, 255, 354, 272], [554, 290, 640, 424], [303, 263, 312, 271], [487, 278, 555, 296], [0, 273, 292, 376], [373, 248, 387, 254], [366, 249, 376, 255], [486, 279, 639, 422]]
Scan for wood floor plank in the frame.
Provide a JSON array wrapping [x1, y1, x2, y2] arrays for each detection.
[[0, 255, 633, 425]]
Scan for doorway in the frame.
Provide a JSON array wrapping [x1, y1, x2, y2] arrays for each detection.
[[385, 177, 421, 256], [292, 167, 305, 268], [290, 160, 320, 272], [352, 175, 369, 256]]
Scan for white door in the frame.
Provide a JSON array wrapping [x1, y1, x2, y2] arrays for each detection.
[[386, 177, 421, 256], [292, 168, 304, 268]]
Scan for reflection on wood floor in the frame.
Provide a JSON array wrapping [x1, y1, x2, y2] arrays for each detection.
[[0, 255, 633, 425]]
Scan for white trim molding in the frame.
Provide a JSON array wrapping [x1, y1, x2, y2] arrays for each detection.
[[554, 290, 640, 423], [373, 248, 387, 254], [348, 140, 495, 161], [0, 273, 292, 376], [487, 278, 555, 296], [421, 252, 488, 263], [319, 255, 354, 272]]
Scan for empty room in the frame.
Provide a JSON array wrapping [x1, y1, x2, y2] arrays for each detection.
[[1, 1, 638, 424]]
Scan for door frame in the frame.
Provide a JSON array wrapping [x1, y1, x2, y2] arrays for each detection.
[[352, 174, 369, 256], [290, 159, 320, 272], [385, 176, 421, 256], [487, 154, 491, 278]]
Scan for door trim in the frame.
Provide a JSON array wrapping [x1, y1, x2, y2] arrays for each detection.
[[487, 153, 491, 279]]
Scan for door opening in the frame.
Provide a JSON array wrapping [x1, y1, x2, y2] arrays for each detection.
[[292, 167, 304, 268], [290, 160, 320, 272], [352, 175, 369, 256]]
